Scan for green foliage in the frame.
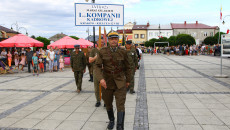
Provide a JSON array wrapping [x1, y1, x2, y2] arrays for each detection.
[[203, 36, 216, 45], [168, 36, 177, 46], [214, 32, 225, 44], [176, 34, 195, 46], [35, 36, 50, 49], [69, 36, 79, 40], [31, 35, 36, 39]]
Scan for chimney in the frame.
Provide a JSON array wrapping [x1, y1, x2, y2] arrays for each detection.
[[184, 21, 187, 24], [147, 22, 150, 27], [196, 21, 198, 24]]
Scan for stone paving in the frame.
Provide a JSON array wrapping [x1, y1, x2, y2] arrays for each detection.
[[0, 54, 230, 130]]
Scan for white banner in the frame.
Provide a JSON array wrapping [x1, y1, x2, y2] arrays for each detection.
[[75, 3, 124, 26], [221, 34, 230, 57]]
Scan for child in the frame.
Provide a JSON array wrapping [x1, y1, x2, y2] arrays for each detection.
[[19, 53, 25, 71], [32, 52, 39, 76], [59, 55, 64, 72], [14, 54, 19, 70], [38, 54, 44, 73], [7, 51, 12, 67], [53, 54, 57, 71]]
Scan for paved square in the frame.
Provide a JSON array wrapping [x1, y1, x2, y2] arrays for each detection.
[[0, 54, 230, 130]]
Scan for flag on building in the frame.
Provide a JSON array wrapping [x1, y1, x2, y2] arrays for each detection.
[[227, 29, 229, 34]]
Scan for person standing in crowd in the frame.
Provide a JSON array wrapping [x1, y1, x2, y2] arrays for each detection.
[[53, 53, 58, 71], [1, 48, 7, 64], [7, 50, 12, 67], [21, 48, 26, 55], [32, 52, 39, 76], [48, 47, 55, 72], [89, 37, 105, 107], [25, 48, 33, 73], [14, 49, 18, 55], [86, 46, 93, 82], [55, 47, 61, 71], [19, 53, 26, 71], [135, 44, 141, 69], [71, 45, 86, 93], [95, 32, 131, 130], [43, 49, 48, 72], [59, 55, 64, 72], [14, 54, 19, 70], [125, 41, 138, 94], [38, 54, 44, 73]]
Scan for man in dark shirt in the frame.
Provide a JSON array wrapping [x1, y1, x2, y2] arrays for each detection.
[[25, 48, 34, 73]]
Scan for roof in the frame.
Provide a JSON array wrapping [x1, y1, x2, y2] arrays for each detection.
[[49, 33, 67, 42], [148, 25, 172, 30], [132, 25, 148, 30], [171, 23, 218, 29], [0, 25, 19, 34], [117, 29, 132, 34]]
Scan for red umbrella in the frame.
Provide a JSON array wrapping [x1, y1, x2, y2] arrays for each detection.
[[48, 36, 87, 49], [0, 34, 43, 47], [78, 38, 94, 47]]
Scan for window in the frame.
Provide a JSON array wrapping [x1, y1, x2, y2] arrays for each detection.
[[192, 32, 196, 37], [149, 32, 153, 37], [134, 34, 139, 39], [155, 32, 159, 36], [210, 32, 214, 36], [141, 34, 145, 39], [204, 32, 208, 37]]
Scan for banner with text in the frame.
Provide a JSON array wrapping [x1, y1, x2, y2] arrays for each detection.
[[75, 3, 124, 26]]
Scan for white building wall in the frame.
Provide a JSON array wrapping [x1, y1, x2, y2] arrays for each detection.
[[147, 30, 173, 40]]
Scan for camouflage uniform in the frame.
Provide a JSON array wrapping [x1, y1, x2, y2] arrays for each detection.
[[126, 47, 138, 93], [90, 48, 101, 103], [71, 51, 86, 91], [86, 51, 93, 81]]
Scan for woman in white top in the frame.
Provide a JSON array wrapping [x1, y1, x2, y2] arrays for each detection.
[[48, 47, 55, 72]]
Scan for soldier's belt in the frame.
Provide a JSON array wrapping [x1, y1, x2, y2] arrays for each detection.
[[104, 69, 122, 75]]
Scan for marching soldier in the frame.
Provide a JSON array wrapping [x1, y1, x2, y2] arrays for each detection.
[[95, 32, 131, 130], [125, 41, 138, 94], [71, 45, 86, 93], [89, 37, 105, 107], [86, 46, 93, 82]]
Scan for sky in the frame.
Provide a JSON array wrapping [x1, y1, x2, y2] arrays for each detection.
[[1, 0, 230, 39]]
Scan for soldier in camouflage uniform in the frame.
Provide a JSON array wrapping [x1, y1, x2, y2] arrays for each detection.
[[95, 32, 131, 130], [86, 46, 93, 82], [125, 41, 138, 94], [71, 45, 86, 93]]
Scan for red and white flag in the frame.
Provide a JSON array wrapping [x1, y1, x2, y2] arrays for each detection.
[[220, 6, 223, 20]]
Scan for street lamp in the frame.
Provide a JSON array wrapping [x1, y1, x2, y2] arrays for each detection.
[[86, 27, 89, 41], [222, 15, 230, 25], [85, 0, 96, 48], [11, 22, 28, 35]]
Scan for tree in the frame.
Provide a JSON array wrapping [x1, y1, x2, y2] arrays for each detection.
[[168, 36, 177, 46], [214, 32, 225, 44], [69, 36, 79, 40], [31, 35, 36, 39], [176, 34, 195, 46], [36, 36, 50, 49], [203, 36, 216, 45]]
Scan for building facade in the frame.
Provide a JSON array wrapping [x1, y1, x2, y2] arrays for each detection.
[[0, 25, 19, 41], [132, 23, 148, 45], [147, 24, 173, 40], [171, 21, 219, 44]]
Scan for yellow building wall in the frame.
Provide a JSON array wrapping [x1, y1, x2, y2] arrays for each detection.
[[132, 30, 147, 45]]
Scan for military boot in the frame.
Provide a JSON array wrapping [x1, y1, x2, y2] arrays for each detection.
[[91, 75, 94, 82], [116, 112, 125, 130], [107, 110, 115, 130]]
